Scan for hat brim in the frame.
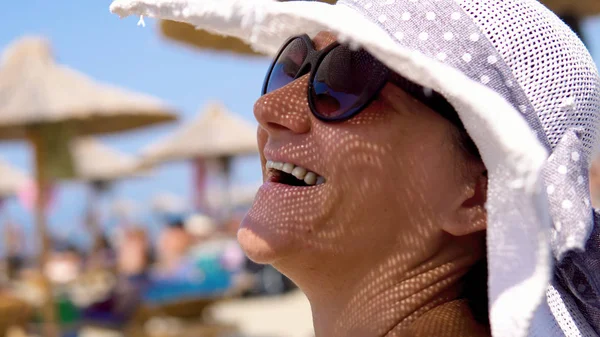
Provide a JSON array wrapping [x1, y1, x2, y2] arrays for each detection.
[[110, 1, 553, 336]]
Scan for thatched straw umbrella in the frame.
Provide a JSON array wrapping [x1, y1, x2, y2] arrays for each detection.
[[157, 0, 598, 53], [142, 102, 256, 162], [72, 138, 146, 184], [0, 36, 177, 336], [141, 101, 257, 221]]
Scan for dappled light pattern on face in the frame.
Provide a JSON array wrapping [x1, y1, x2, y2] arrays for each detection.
[[239, 32, 488, 337], [243, 76, 450, 254]]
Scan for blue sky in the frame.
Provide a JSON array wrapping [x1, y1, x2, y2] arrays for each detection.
[[0, 1, 599, 252]]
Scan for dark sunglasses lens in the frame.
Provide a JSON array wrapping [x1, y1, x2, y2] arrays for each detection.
[[265, 38, 309, 94], [310, 46, 386, 120]]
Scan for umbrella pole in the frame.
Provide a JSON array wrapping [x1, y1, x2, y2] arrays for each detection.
[[87, 183, 103, 257], [193, 158, 209, 215], [30, 131, 59, 337], [220, 156, 233, 224]]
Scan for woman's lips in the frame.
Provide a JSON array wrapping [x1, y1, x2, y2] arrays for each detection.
[[265, 159, 326, 186]]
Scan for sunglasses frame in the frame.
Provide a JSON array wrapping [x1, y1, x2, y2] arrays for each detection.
[[262, 34, 391, 122]]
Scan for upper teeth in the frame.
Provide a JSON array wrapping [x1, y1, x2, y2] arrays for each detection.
[[266, 160, 326, 186]]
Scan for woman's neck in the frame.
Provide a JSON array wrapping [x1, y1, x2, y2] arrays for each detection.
[[276, 239, 484, 337]]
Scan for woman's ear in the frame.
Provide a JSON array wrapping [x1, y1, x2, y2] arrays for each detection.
[[442, 170, 488, 237]]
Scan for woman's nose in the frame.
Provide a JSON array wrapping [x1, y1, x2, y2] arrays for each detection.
[[253, 76, 312, 136]]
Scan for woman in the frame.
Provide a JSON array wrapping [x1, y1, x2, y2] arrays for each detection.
[[110, 0, 600, 336], [243, 31, 491, 337]]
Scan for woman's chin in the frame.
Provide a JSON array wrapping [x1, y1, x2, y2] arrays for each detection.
[[237, 213, 295, 264]]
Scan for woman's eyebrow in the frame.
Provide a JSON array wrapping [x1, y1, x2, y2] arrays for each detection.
[[378, 85, 422, 116], [312, 32, 337, 50]]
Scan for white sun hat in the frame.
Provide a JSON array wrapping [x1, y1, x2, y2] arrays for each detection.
[[109, 1, 600, 336]]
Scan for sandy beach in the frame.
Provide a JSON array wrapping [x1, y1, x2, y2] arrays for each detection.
[[208, 290, 314, 337]]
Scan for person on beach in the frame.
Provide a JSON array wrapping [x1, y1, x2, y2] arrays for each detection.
[[110, 0, 600, 336]]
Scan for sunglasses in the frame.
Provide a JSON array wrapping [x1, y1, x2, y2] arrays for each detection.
[[261, 34, 462, 126]]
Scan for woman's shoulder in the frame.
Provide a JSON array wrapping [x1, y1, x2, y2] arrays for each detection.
[[403, 299, 491, 337]]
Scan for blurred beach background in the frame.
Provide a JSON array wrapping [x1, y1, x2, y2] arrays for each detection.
[[0, 1, 268, 254]]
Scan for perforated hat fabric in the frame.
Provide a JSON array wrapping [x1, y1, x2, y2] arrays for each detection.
[[108, 0, 600, 336]]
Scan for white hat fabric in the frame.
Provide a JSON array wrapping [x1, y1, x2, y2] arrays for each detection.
[[109, 1, 600, 336]]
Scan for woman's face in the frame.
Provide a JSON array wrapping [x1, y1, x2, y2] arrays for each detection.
[[239, 32, 485, 268]]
